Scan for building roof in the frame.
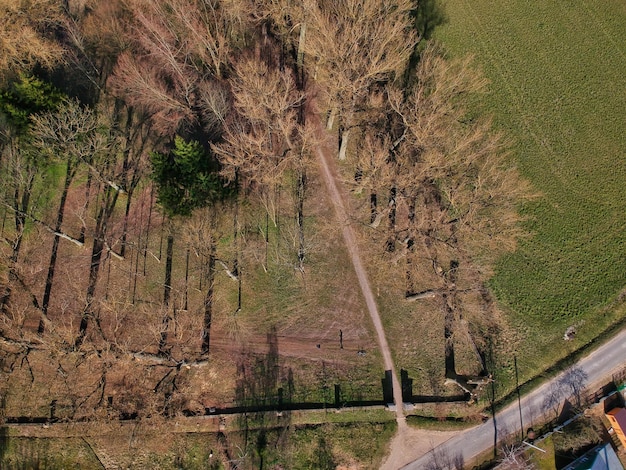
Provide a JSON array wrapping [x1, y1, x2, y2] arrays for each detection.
[[607, 407, 626, 430], [562, 443, 624, 470]]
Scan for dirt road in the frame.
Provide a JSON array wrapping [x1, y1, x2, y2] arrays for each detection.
[[313, 122, 443, 469]]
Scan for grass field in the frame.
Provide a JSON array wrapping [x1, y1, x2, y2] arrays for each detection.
[[434, 0, 626, 385], [0, 412, 396, 469]]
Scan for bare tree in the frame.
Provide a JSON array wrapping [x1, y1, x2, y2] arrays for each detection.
[[29, 99, 103, 333], [359, 44, 535, 378], [497, 444, 536, 470], [386, 45, 533, 281], [74, 109, 126, 348], [0, 0, 65, 81], [303, 0, 417, 160], [255, 0, 309, 79], [425, 446, 464, 470], [559, 366, 588, 410], [62, 0, 132, 94], [182, 208, 222, 357], [0, 141, 39, 316], [109, 0, 242, 138], [214, 55, 314, 268]]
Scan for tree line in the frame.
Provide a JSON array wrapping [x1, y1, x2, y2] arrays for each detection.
[[0, 0, 530, 422]]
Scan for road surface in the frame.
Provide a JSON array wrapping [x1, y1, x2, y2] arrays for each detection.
[[403, 326, 626, 469]]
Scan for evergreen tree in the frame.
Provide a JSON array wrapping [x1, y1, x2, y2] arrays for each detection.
[[0, 74, 63, 133], [151, 136, 225, 217]]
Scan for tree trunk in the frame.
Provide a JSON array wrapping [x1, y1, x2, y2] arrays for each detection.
[[158, 220, 165, 260], [233, 194, 242, 311], [76, 236, 104, 348], [39, 160, 76, 334], [338, 128, 351, 161], [1, 172, 33, 314], [370, 192, 377, 224], [132, 230, 141, 304], [443, 289, 457, 379], [200, 240, 216, 356], [118, 189, 133, 258], [75, 185, 119, 348], [265, 212, 269, 271], [338, 102, 355, 160], [440, 254, 459, 379], [158, 231, 173, 357], [163, 234, 174, 306], [405, 196, 416, 297], [79, 171, 92, 244], [143, 185, 154, 275], [296, 21, 307, 86], [183, 249, 189, 310], [385, 186, 397, 252], [158, 307, 171, 357], [296, 170, 306, 270], [326, 108, 336, 130], [0, 208, 6, 238], [389, 187, 397, 227]]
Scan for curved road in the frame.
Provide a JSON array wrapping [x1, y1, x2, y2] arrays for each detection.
[[404, 327, 626, 469]]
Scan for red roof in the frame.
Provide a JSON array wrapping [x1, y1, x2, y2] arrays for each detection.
[[607, 407, 626, 430]]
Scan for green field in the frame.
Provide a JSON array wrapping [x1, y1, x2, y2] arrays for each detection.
[[435, 0, 626, 378]]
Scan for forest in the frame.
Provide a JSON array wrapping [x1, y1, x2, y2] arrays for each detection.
[[0, 0, 538, 467]]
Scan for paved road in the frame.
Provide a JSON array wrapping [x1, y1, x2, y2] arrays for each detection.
[[403, 327, 626, 469]]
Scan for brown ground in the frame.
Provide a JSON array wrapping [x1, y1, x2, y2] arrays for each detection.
[[381, 424, 461, 470]]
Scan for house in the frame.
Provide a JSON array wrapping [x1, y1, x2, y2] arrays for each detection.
[[606, 407, 626, 447], [562, 443, 624, 470]]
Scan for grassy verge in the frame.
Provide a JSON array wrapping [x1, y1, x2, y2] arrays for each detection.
[[291, 408, 395, 425], [1, 415, 397, 470], [490, 303, 626, 414], [406, 414, 480, 431], [0, 436, 104, 469]]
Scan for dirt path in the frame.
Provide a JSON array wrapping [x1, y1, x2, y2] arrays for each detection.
[[312, 119, 433, 468]]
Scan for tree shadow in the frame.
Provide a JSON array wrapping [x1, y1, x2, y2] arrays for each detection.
[[542, 366, 589, 420], [314, 437, 336, 470], [543, 381, 566, 421], [425, 446, 464, 470], [405, 0, 448, 83], [413, 0, 448, 41], [0, 426, 6, 465], [560, 366, 588, 409], [234, 327, 291, 469]]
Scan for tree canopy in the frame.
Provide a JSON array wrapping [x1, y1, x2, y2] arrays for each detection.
[[0, 74, 63, 133], [151, 136, 226, 217]]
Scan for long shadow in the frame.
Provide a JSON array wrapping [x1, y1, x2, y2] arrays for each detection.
[[235, 327, 283, 468], [405, 0, 448, 85], [486, 339, 498, 459], [490, 374, 498, 459], [186, 399, 387, 417], [0, 426, 7, 465], [413, 0, 447, 42]]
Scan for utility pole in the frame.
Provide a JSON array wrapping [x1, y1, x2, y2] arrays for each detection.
[[515, 355, 524, 440]]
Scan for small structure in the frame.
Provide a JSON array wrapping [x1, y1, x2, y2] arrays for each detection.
[[564, 325, 577, 340], [606, 406, 626, 447], [561, 443, 623, 470]]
